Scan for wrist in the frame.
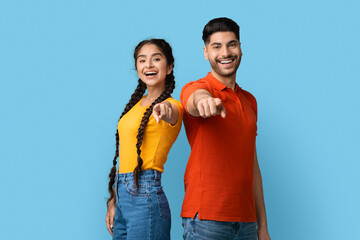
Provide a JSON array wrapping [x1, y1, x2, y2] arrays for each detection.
[[257, 222, 268, 231], [193, 95, 210, 108]]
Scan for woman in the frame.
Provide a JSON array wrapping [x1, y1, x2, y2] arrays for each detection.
[[105, 39, 183, 240]]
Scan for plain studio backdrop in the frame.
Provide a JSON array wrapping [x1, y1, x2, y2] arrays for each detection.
[[1, 0, 359, 239]]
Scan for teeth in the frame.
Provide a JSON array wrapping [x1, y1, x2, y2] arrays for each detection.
[[220, 60, 233, 64], [145, 72, 157, 76]]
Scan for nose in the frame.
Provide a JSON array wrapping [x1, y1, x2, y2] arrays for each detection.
[[146, 60, 153, 68], [221, 47, 230, 58]]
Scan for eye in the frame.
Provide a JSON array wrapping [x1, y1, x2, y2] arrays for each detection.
[[153, 57, 161, 62], [138, 59, 145, 63], [213, 45, 221, 50], [229, 43, 237, 48]]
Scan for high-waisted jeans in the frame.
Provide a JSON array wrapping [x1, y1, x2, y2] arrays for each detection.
[[112, 170, 171, 240]]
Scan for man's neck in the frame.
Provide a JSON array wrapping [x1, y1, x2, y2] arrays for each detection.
[[210, 70, 237, 90]]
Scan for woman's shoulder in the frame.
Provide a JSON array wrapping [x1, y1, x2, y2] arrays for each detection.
[[166, 97, 183, 110], [166, 97, 181, 105]]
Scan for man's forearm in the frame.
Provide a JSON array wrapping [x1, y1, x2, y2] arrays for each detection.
[[254, 164, 268, 229], [254, 149, 269, 233], [186, 89, 212, 117]]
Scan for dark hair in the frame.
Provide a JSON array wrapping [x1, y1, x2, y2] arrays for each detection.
[[202, 17, 240, 44], [107, 39, 175, 205]]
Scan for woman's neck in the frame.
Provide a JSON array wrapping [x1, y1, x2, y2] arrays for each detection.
[[141, 85, 165, 106]]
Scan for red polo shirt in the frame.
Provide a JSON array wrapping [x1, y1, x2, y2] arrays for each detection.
[[180, 73, 257, 222]]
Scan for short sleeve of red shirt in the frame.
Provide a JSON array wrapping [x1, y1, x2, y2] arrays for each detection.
[[242, 90, 257, 121], [180, 79, 212, 114]]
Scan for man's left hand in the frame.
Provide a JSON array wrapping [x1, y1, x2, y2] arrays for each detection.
[[258, 227, 271, 240]]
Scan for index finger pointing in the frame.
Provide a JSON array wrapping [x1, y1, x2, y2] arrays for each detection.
[[220, 105, 226, 118]]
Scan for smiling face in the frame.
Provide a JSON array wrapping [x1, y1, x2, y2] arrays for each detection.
[[136, 44, 173, 89], [204, 31, 242, 79]]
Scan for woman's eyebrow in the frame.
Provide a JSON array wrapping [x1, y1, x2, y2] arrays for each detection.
[[137, 52, 163, 59]]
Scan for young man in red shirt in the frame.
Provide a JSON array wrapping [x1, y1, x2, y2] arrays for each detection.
[[180, 17, 271, 240]]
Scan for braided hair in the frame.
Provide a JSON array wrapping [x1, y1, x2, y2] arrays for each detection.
[[107, 39, 175, 205]]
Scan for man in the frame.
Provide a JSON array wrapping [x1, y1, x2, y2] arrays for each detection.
[[180, 17, 271, 240]]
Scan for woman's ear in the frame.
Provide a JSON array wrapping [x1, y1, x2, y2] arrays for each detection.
[[167, 64, 173, 75]]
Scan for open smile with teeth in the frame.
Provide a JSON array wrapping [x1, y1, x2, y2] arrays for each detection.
[[219, 59, 234, 64], [145, 72, 158, 76]]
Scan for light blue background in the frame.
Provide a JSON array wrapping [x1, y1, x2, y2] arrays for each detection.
[[1, 0, 359, 239]]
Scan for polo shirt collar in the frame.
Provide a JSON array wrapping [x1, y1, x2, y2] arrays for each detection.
[[205, 72, 241, 92]]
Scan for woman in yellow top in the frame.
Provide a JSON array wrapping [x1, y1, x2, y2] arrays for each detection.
[[105, 39, 183, 240]]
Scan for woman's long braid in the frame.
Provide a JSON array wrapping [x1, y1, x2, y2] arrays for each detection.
[[133, 73, 175, 188], [107, 79, 146, 206]]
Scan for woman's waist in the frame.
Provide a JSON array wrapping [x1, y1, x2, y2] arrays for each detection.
[[118, 157, 166, 174], [115, 169, 162, 183]]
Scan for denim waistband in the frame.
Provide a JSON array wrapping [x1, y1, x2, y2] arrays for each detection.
[[115, 169, 162, 183]]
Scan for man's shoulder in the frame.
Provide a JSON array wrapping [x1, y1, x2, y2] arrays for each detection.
[[182, 75, 211, 89], [239, 88, 256, 101], [180, 75, 213, 108], [238, 87, 257, 112], [181, 75, 213, 96]]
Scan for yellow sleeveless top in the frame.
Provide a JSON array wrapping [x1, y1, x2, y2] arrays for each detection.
[[118, 97, 183, 173]]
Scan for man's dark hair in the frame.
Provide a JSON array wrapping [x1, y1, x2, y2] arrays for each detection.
[[202, 17, 240, 44]]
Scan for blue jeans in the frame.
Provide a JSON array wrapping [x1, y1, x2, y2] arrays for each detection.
[[112, 170, 171, 240], [182, 214, 257, 240]]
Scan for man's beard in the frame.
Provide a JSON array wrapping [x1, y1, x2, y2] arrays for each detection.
[[209, 55, 241, 77]]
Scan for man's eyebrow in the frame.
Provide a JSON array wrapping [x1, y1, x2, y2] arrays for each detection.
[[210, 42, 222, 46], [227, 40, 238, 44], [137, 53, 163, 59]]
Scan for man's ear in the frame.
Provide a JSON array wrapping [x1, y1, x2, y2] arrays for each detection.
[[239, 42, 243, 56], [203, 46, 208, 60]]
